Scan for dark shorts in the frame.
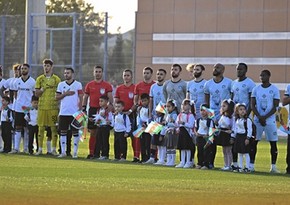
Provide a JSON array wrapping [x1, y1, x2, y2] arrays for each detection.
[[14, 112, 26, 127], [87, 107, 98, 130], [59, 115, 78, 132]]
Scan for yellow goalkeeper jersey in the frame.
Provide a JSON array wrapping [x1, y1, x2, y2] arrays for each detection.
[[35, 74, 61, 110]]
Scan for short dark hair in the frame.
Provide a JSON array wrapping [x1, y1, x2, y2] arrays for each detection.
[[261, 69, 271, 77], [94, 65, 103, 71], [43, 59, 53, 66], [2, 96, 10, 103], [143, 66, 153, 74], [116, 100, 124, 107], [172, 64, 182, 71], [195, 64, 205, 71], [238, 62, 248, 71], [200, 104, 209, 109], [123, 69, 133, 75], [100, 95, 109, 101], [22, 63, 30, 68], [31, 95, 39, 102], [65, 67, 74, 73], [140, 93, 150, 100], [157, 68, 167, 74]]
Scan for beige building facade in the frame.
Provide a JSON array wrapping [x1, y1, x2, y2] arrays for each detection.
[[135, 0, 290, 91]]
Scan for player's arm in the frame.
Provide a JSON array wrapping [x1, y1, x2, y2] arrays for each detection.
[[186, 91, 190, 100], [82, 93, 89, 112], [251, 97, 260, 118], [78, 89, 84, 110], [247, 92, 252, 116], [263, 99, 279, 120], [149, 97, 153, 119], [282, 94, 290, 106], [205, 93, 210, 106]]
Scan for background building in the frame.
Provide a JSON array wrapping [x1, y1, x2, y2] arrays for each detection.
[[135, 0, 290, 91]]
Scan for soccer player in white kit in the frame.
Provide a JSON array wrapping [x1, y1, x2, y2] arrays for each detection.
[[56, 67, 83, 158], [9, 64, 35, 154]]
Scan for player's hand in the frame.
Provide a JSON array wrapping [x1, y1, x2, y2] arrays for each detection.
[[124, 133, 129, 138], [63, 89, 75, 96], [89, 117, 94, 122], [245, 139, 249, 145]]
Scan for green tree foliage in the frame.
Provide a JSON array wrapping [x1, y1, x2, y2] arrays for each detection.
[[0, 0, 25, 15]]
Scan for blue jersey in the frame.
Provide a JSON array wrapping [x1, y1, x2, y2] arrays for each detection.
[[150, 82, 165, 116], [204, 77, 232, 120], [187, 79, 207, 118], [251, 84, 280, 123], [231, 77, 256, 109]]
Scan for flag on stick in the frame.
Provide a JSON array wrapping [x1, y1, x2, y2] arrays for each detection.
[[145, 121, 163, 135], [155, 102, 167, 114], [133, 127, 145, 138]]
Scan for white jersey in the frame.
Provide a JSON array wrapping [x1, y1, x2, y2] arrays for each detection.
[[204, 77, 232, 120], [251, 84, 280, 123], [0, 78, 6, 108], [231, 77, 256, 108], [149, 82, 165, 116], [14, 76, 35, 113], [57, 80, 83, 116], [187, 79, 207, 118], [3, 77, 19, 110]]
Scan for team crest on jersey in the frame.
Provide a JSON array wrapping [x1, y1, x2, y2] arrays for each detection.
[[242, 84, 246, 88], [128, 92, 134, 99], [200, 85, 204, 89], [100, 88, 105, 95], [222, 85, 226, 89], [269, 90, 273, 94]]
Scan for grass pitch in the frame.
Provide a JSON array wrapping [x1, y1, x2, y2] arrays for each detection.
[[0, 136, 289, 205]]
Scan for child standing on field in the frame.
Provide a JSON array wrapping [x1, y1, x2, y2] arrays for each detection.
[[215, 99, 235, 171], [232, 103, 252, 173], [24, 95, 39, 155], [137, 93, 151, 163], [195, 104, 215, 169], [112, 100, 131, 161], [146, 110, 166, 164], [95, 95, 113, 160], [176, 99, 195, 168], [164, 99, 178, 166], [1, 96, 13, 153]]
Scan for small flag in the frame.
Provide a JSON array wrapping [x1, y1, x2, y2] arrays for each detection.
[[145, 121, 163, 135], [93, 113, 107, 125], [22, 106, 32, 113], [155, 102, 167, 114], [73, 111, 87, 123], [204, 127, 219, 149], [279, 125, 290, 134], [133, 127, 145, 138], [201, 106, 215, 119]]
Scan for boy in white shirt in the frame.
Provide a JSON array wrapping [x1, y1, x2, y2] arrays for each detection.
[[1, 96, 13, 153], [24, 95, 39, 155], [112, 101, 131, 161]]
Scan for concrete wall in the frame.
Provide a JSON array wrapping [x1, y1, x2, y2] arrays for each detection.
[[135, 0, 290, 91]]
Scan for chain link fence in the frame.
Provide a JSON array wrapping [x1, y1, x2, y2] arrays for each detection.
[[0, 13, 134, 85]]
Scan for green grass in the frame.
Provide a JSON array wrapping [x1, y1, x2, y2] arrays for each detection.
[[0, 136, 290, 205]]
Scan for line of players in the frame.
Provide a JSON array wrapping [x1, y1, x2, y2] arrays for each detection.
[[0, 61, 289, 174]]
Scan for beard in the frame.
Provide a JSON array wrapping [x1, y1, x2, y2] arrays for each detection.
[[171, 73, 179, 78], [213, 70, 221, 76], [194, 72, 202, 78]]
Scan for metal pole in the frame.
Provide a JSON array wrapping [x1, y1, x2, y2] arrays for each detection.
[[0, 16, 6, 68], [28, 14, 33, 65], [79, 26, 83, 82], [103, 12, 108, 81], [49, 29, 53, 60], [72, 13, 76, 69]]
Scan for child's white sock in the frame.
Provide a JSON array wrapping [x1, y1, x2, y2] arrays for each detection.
[[23, 127, 29, 151], [60, 135, 67, 154], [14, 131, 21, 151], [180, 150, 185, 165], [245, 154, 250, 169], [73, 135, 80, 155], [186, 150, 191, 164], [46, 141, 52, 153], [238, 153, 243, 168]]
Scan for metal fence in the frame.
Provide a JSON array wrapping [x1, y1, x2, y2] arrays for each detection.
[[0, 13, 134, 85]]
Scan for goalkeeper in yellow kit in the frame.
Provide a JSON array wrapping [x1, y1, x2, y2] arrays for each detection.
[[35, 59, 61, 155]]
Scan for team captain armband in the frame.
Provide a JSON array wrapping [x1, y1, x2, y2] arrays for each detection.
[[78, 90, 84, 94]]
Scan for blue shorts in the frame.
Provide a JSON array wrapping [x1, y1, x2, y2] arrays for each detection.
[[254, 119, 278, 141]]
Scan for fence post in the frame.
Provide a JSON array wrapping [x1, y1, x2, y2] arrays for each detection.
[[103, 12, 108, 81], [72, 13, 77, 70], [79, 26, 83, 82], [0, 16, 6, 68]]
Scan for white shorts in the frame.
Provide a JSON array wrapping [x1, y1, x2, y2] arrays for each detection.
[[254, 119, 278, 141]]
